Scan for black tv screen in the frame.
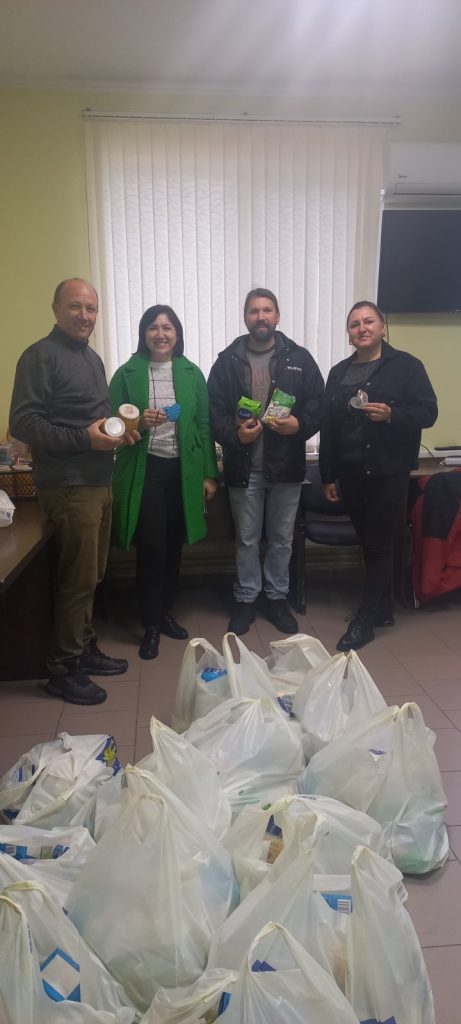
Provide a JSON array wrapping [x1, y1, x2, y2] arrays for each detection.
[[377, 210, 461, 313]]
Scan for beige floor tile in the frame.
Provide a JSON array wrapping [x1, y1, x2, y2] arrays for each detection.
[[57, 708, 137, 748], [440, 772, 461, 826], [134, 725, 154, 762], [383, 631, 455, 657], [435, 729, 461, 771], [0, 680, 52, 702], [447, 825, 461, 862], [113, 744, 135, 767], [137, 689, 176, 728], [383, 693, 454, 729], [418, 678, 461, 710], [0, 698, 62, 737], [396, 652, 461, 680], [0, 733, 57, 779], [444, 709, 461, 731], [405, 859, 461, 946], [423, 945, 461, 1024]]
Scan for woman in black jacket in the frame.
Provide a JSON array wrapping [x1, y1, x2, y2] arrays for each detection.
[[319, 300, 438, 651]]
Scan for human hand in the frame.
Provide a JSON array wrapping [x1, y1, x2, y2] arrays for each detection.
[[87, 419, 125, 450], [362, 402, 391, 423], [265, 414, 299, 436], [140, 408, 168, 430], [237, 418, 263, 444], [204, 478, 218, 501], [122, 429, 140, 446], [322, 482, 340, 502]]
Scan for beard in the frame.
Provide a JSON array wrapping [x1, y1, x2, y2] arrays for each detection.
[[248, 322, 275, 345]]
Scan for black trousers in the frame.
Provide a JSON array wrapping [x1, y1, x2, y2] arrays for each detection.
[[338, 466, 409, 614], [134, 454, 186, 628]]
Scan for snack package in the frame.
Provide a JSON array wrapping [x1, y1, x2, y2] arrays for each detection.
[[262, 388, 295, 421], [237, 396, 262, 421]]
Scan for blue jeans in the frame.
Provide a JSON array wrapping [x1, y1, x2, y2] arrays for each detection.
[[228, 471, 302, 602]]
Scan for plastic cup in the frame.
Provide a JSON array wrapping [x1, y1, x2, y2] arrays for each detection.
[[102, 416, 125, 437], [118, 403, 140, 431]]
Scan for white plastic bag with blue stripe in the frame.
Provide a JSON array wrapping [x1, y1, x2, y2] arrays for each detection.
[[173, 638, 230, 732], [218, 921, 360, 1024], [0, 733, 121, 829], [0, 886, 136, 1023], [0, 824, 95, 906], [140, 967, 237, 1023], [299, 703, 449, 874], [346, 846, 435, 1024]]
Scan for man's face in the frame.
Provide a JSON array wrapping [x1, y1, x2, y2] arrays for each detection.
[[244, 296, 280, 344], [52, 280, 98, 342]]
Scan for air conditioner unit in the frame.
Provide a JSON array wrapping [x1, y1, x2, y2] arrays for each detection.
[[384, 142, 461, 205]]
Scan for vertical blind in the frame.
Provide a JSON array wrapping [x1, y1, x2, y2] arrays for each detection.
[[84, 117, 386, 382]]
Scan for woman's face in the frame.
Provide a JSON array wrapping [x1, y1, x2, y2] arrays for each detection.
[[347, 305, 385, 358], [145, 313, 177, 361]]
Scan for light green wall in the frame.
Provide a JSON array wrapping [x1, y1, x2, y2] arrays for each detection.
[[1, 86, 461, 444]]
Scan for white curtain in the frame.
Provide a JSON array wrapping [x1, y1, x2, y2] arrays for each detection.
[[84, 117, 386, 383]]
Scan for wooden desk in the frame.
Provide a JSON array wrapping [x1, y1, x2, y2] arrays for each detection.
[[0, 502, 53, 680]]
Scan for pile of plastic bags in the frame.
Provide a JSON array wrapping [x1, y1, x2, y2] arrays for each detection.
[[0, 630, 447, 1023]]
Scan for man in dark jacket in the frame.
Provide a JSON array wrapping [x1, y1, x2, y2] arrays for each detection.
[[208, 288, 324, 635], [9, 278, 134, 704]]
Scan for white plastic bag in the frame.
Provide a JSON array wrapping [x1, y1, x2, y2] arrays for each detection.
[[346, 846, 435, 1024], [0, 489, 15, 526], [67, 780, 234, 1012], [173, 638, 229, 732], [0, 824, 95, 906], [267, 633, 330, 688], [0, 887, 136, 1024], [208, 819, 350, 988], [140, 968, 237, 1023], [224, 794, 390, 900], [185, 698, 304, 813], [223, 633, 283, 706], [293, 650, 387, 758], [0, 733, 121, 828], [219, 922, 360, 1024], [299, 703, 449, 873]]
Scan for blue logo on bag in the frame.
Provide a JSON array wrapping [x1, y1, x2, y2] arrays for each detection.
[[96, 736, 121, 775], [321, 892, 353, 914], [40, 948, 81, 1002], [218, 991, 231, 1014], [265, 814, 283, 838], [251, 960, 276, 972], [361, 1018, 397, 1024]]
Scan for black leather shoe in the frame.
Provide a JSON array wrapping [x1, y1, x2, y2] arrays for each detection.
[[264, 599, 298, 635], [139, 627, 160, 660], [44, 671, 107, 705], [228, 601, 256, 636], [337, 613, 375, 651], [160, 613, 189, 640], [80, 644, 128, 676]]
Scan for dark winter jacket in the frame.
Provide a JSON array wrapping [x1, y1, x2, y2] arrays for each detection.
[[319, 343, 438, 482], [208, 332, 324, 487]]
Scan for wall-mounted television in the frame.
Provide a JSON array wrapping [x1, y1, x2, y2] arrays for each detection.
[[377, 209, 461, 314]]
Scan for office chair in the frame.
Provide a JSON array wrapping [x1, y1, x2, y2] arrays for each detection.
[[289, 464, 360, 614]]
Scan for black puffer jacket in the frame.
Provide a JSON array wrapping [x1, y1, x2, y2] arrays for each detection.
[[208, 332, 324, 487], [319, 342, 438, 482]]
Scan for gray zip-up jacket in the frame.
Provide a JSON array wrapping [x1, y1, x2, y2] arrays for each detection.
[[9, 326, 113, 488]]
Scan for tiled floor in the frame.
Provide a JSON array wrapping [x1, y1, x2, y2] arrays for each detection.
[[1, 570, 461, 1022]]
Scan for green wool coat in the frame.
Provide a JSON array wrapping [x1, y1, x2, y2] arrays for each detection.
[[109, 353, 218, 550]]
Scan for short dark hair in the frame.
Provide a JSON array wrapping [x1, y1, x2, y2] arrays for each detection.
[[346, 300, 384, 328], [136, 304, 184, 358], [244, 288, 280, 317], [53, 278, 98, 306]]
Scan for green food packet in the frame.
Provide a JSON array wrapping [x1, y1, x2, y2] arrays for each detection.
[[262, 388, 296, 421], [237, 396, 262, 418]]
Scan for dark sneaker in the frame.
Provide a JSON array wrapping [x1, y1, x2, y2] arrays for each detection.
[[43, 671, 107, 705], [80, 644, 128, 676], [139, 627, 160, 660], [160, 613, 189, 640], [264, 599, 298, 635], [228, 601, 256, 636], [337, 612, 375, 651]]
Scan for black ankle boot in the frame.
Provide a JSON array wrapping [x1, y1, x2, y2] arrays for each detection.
[[139, 627, 160, 660], [337, 610, 374, 652], [160, 613, 189, 640]]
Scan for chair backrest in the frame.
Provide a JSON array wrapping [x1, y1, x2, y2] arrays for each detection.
[[302, 465, 359, 546]]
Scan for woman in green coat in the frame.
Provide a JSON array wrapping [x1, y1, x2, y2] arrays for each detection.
[[109, 304, 218, 660]]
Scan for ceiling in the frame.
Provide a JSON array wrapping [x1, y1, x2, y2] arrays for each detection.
[[1, 0, 461, 100]]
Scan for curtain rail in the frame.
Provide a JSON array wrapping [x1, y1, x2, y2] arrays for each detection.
[[83, 109, 400, 125]]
